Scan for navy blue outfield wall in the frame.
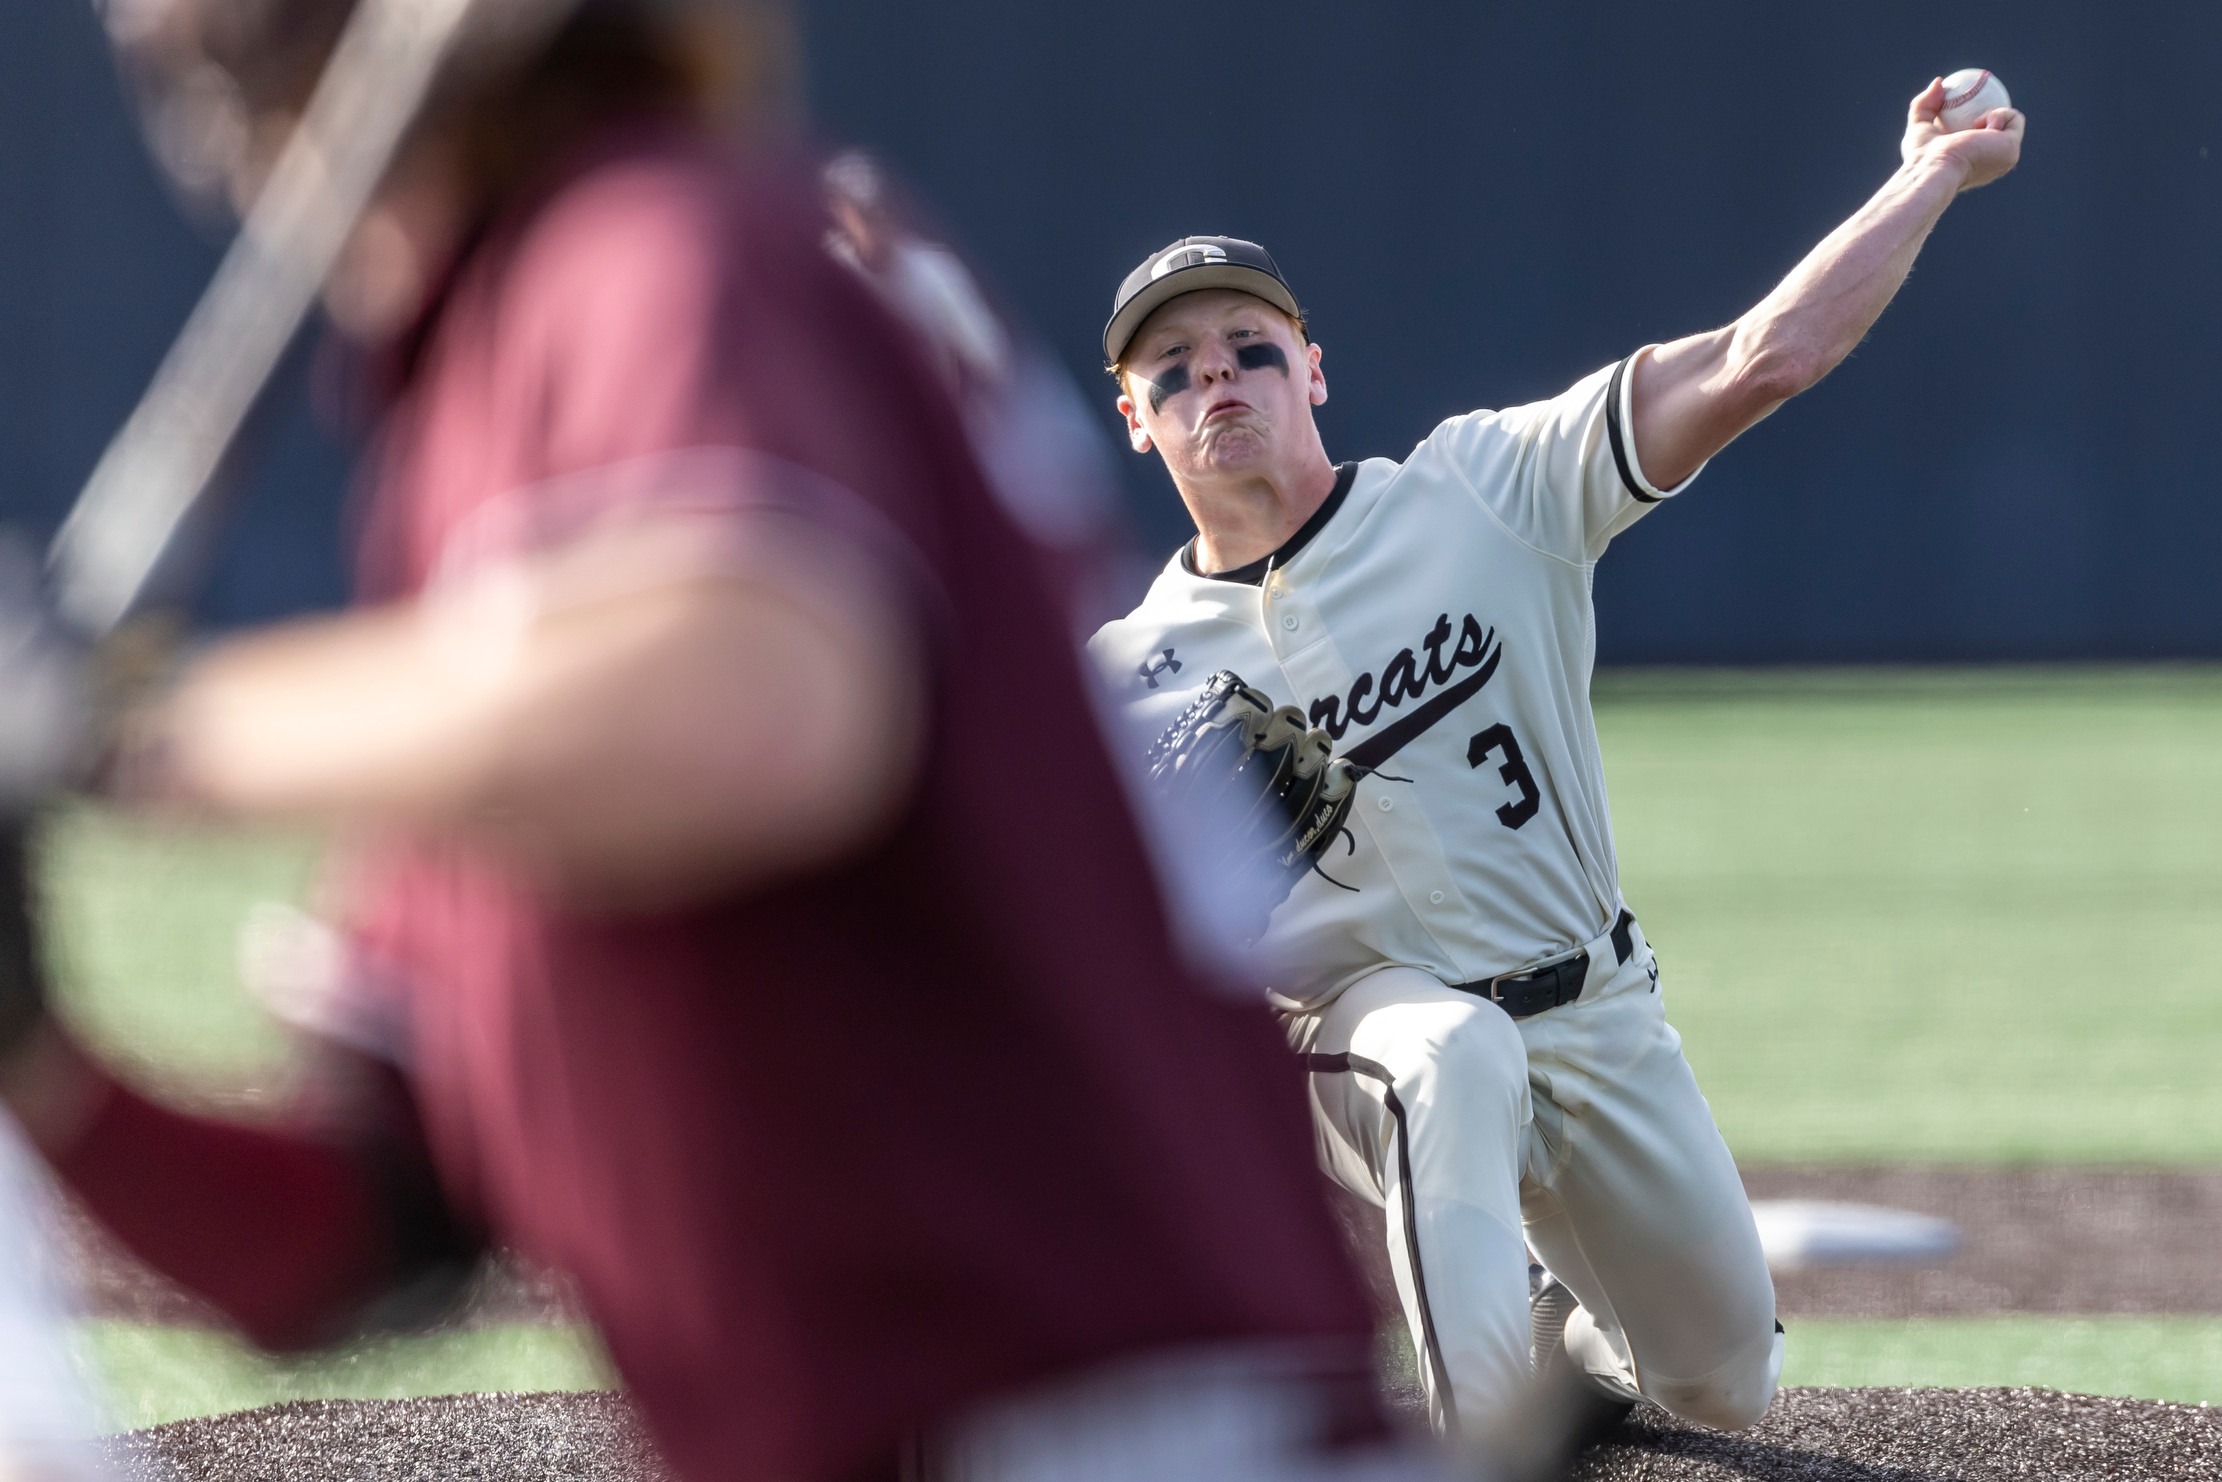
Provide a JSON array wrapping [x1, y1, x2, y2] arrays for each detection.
[[4, 2, 2218, 660]]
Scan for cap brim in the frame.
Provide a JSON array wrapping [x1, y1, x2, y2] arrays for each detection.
[[1103, 265, 1302, 363]]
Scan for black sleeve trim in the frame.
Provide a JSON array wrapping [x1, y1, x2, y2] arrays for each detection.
[[1604, 355, 1659, 505]]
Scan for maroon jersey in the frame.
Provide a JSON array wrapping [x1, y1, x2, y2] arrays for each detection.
[[60, 133, 1373, 1482]]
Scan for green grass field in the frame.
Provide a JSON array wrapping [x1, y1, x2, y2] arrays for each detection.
[[30, 665, 2222, 1425], [1780, 1317, 2222, 1406], [78, 1323, 613, 1432], [1599, 665, 2222, 1165]]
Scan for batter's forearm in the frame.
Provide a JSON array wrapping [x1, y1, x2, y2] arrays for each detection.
[[135, 532, 923, 909]]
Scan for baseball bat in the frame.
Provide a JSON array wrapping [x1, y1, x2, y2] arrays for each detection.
[[47, 0, 584, 642]]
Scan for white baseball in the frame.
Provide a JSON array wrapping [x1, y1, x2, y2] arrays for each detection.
[[1939, 68, 2011, 131]]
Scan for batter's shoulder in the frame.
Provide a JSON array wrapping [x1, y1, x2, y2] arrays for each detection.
[[502, 139, 738, 311]]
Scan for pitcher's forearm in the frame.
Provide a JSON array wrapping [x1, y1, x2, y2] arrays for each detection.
[[1632, 152, 1970, 486], [1733, 152, 1970, 396]]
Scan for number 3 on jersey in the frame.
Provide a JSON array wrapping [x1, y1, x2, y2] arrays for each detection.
[[1467, 723, 1540, 829]]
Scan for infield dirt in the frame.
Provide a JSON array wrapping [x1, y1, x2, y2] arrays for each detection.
[[1745, 1166, 2222, 1318], [68, 1164, 2222, 1330], [77, 1165, 2222, 1480], [1328, 1165, 2222, 1326], [1579, 1387, 2222, 1480], [99, 1387, 2222, 1481]]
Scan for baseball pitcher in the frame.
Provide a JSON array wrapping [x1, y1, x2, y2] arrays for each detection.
[[1092, 81, 2024, 1437]]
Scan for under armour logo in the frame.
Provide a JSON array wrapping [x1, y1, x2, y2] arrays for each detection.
[[1138, 649, 1182, 689]]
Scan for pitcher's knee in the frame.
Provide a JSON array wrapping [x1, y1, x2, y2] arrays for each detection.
[[1648, 1323, 1782, 1432]]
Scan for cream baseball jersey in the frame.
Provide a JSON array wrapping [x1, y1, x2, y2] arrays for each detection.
[[1091, 352, 1698, 1011]]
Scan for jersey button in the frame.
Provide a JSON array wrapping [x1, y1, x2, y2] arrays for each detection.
[[1376, 796, 1393, 812], [1280, 614, 1299, 631], [1429, 890, 1445, 904]]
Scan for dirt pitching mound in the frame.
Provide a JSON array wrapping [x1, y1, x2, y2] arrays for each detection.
[[1582, 1386, 2222, 1481], [1744, 1167, 2222, 1318], [99, 1385, 2222, 1482], [101, 1392, 666, 1482]]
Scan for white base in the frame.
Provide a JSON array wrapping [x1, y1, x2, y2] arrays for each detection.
[[1750, 1199, 1959, 1272]]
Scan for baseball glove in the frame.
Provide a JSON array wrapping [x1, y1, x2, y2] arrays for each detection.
[[1144, 670, 1359, 937]]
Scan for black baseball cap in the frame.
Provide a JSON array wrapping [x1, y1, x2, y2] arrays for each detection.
[[1103, 236, 1302, 364]]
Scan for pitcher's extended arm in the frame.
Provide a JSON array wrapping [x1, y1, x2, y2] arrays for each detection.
[[1631, 78, 2025, 489]]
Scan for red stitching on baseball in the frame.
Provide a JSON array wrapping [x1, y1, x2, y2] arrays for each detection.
[[1944, 70, 1992, 111]]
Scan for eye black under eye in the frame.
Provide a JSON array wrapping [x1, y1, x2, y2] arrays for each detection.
[[1236, 342, 1290, 376], [1146, 362, 1192, 414]]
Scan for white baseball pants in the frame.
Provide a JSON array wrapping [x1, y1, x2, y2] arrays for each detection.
[[1289, 917, 1781, 1438], [0, 1110, 106, 1482]]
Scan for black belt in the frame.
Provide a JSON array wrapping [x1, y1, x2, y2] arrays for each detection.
[[1455, 910, 1636, 1020]]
